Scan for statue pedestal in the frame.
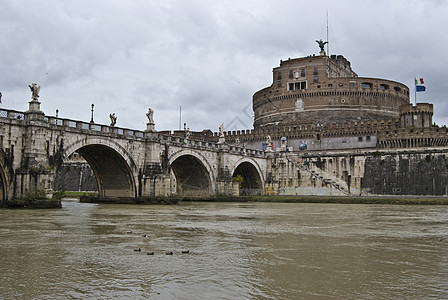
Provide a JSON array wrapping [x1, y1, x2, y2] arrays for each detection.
[[25, 100, 44, 122], [145, 122, 155, 132], [28, 100, 41, 112]]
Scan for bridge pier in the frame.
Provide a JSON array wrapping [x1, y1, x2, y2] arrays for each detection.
[[0, 102, 61, 207]]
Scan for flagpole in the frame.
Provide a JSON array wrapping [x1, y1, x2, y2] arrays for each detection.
[[179, 105, 182, 130], [326, 11, 329, 55], [414, 77, 417, 105]]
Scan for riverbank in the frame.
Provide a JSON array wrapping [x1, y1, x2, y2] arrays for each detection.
[[79, 195, 180, 205], [1, 199, 62, 209], [182, 195, 448, 205], [66, 192, 448, 205]]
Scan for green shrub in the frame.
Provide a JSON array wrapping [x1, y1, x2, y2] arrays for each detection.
[[52, 190, 66, 200], [232, 175, 244, 188], [25, 190, 47, 200]]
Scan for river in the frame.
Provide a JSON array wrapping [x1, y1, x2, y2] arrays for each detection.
[[1, 199, 448, 299]]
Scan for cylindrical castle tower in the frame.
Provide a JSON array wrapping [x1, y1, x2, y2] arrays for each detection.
[[400, 103, 433, 128], [253, 53, 410, 129]]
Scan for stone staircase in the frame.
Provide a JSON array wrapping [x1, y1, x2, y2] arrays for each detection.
[[307, 166, 350, 195], [286, 155, 350, 195]]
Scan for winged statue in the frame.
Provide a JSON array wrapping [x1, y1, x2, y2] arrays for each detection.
[[28, 83, 40, 101]]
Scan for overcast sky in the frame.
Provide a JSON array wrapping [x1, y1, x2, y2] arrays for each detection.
[[1, 0, 447, 132]]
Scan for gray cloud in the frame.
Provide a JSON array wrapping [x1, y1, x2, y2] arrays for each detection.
[[1, 0, 447, 131]]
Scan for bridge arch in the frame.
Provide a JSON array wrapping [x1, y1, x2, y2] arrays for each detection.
[[63, 137, 137, 199], [168, 150, 215, 197], [231, 158, 264, 196]]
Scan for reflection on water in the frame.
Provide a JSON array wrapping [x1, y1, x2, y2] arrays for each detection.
[[1, 200, 448, 299]]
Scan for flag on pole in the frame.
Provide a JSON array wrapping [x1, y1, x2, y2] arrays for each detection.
[[416, 85, 426, 92], [415, 77, 426, 92]]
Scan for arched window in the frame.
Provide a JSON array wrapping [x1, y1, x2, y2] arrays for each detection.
[[361, 82, 373, 89]]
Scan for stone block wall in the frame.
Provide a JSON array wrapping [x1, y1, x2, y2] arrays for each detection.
[[54, 163, 98, 192], [362, 152, 448, 195]]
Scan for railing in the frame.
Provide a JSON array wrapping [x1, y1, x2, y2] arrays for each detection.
[[0, 108, 25, 120], [0, 108, 147, 139], [45, 116, 150, 139]]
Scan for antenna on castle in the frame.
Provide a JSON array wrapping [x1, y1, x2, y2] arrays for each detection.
[[179, 105, 182, 130], [326, 10, 330, 55]]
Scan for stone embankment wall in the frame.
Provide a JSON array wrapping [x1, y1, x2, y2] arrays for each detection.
[[293, 148, 448, 196], [362, 151, 448, 195], [54, 163, 97, 192]]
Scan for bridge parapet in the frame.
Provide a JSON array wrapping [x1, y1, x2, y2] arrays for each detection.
[[41, 115, 145, 140], [156, 132, 266, 158], [0, 108, 25, 121]]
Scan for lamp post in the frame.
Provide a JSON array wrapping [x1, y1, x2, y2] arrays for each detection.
[[55, 109, 59, 118], [90, 103, 94, 123]]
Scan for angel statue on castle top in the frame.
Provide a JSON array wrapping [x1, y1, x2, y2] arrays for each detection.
[[315, 39, 328, 52]]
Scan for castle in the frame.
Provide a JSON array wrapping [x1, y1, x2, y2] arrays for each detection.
[[166, 44, 447, 153]]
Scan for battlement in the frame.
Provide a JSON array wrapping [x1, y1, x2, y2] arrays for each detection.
[[400, 103, 433, 128], [378, 126, 448, 149], [200, 118, 402, 143], [400, 103, 433, 114]]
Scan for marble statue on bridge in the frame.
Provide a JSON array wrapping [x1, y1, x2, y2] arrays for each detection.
[[28, 83, 40, 101], [145, 108, 155, 132], [219, 123, 224, 138], [109, 113, 117, 126], [146, 108, 154, 124], [218, 123, 225, 144]]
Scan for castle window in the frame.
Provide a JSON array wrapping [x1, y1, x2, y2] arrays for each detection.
[[314, 76, 318, 83], [314, 67, 318, 75], [394, 86, 402, 92], [362, 82, 373, 89], [358, 137, 363, 142], [380, 84, 389, 90], [288, 81, 307, 91], [301, 68, 305, 77], [277, 81, 282, 88], [366, 136, 371, 142], [277, 72, 282, 80], [349, 81, 356, 88], [289, 70, 293, 78], [328, 83, 333, 87]]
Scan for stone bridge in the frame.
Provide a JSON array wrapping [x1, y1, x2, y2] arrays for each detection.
[[0, 98, 269, 203]]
